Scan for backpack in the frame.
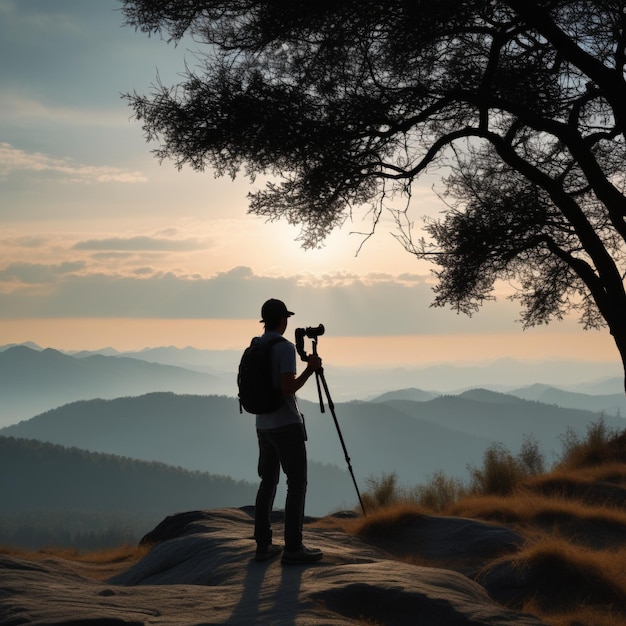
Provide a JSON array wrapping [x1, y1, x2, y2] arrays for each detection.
[[237, 336, 287, 414]]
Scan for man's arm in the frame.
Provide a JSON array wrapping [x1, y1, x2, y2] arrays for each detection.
[[281, 355, 322, 395]]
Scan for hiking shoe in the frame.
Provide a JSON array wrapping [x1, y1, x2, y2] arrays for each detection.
[[255, 543, 283, 562], [281, 545, 323, 565]]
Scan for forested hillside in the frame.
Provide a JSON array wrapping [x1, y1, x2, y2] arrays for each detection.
[[0, 436, 256, 549], [2, 391, 618, 516]]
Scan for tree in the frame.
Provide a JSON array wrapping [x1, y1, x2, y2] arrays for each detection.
[[121, 0, 626, 389]]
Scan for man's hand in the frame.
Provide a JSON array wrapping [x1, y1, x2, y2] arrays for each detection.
[[306, 354, 322, 372]]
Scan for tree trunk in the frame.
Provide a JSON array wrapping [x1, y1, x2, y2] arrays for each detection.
[[609, 324, 626, 396]]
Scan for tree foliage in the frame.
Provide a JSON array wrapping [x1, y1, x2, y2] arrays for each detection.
[[121, 0, 626, 380]]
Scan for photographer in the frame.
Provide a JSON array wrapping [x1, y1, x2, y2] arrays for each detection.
[[253, 298, 323, 564]]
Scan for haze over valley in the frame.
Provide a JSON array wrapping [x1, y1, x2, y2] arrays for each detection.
[[1, 341, 624, 547], [1, 342, 623, 426]]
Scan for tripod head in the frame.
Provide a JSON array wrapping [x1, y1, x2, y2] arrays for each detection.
[[295, 324, 325, 361]]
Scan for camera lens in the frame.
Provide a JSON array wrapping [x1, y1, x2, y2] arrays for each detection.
[[305, 324, 325, 338]]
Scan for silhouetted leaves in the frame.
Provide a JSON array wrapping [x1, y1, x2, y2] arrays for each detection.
[[122, 0, 626, 382]]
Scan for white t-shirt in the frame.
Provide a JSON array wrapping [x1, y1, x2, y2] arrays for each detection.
[[255, 331, 304, 430]]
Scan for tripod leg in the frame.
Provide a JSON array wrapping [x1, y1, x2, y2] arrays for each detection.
[[317, 367, 366, 515], [314, 371, 325, 413], [311, 338, 325, 412]]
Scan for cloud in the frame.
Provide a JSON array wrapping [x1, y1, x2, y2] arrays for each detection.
[[155, 228, 180, 237], [0, 264, 557, 336], [73, 236, 210, 252], [0, 261, 86, 284], [0, 143, 147, 183], [132, 267, 157, 276], [0, 235, 49, 249]]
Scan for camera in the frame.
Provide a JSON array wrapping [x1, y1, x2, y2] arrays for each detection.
[[298, 324, 325, 339], [295, 324, 325, 361]]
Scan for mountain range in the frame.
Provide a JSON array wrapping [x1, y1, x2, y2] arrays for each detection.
[[1, 343, 624, 427], [1, 341, 624, 548], [0, 435, 257, 549], [0, 345, 222, 426], [3, 388, 621, 516], [0, 393, 355, 516]]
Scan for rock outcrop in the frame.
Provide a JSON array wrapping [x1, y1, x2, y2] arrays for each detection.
[[0, 507, 546, 625]]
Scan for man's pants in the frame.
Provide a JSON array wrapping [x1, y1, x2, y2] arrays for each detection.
[[254, 423, 307, 551]]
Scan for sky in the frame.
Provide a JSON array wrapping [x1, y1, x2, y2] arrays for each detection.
[[0, 0, 620, 371]]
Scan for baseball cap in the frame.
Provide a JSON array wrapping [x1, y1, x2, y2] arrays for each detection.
[[260, 298, 294, 322]]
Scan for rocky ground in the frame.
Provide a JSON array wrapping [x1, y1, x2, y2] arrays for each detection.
[[0, 507, 546, 625]]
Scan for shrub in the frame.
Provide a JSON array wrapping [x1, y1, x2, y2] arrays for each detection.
[[361, 469, 467, 514], [517, 435, 546, 476], [361, 472, 402, 512], [411, 470, 467, 512], [467, 436, 547, 497], [557, 418, 624, 470], [468, 442, 523, 496], [362, 437, 546, 513]]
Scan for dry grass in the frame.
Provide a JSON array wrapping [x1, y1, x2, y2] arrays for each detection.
[[523, 603, 626, 626], [0, 543, 150, 580], [451, 489, 626, 524], [477, 536, 626, 626], [441, 470, 626, 624], [352, 421, 626, 626], [4, 419, 625, 626], [522, 463, 626, 507], [349, 502, 427, 538], [311, 502, 428, 543]]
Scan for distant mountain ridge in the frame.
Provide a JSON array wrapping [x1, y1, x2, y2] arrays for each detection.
[[1, 342, 623, 428], [508, 383, 626, 415], [371, 388, 439, 403], [69, 345, 241, 374], [0, 345, 224, 426], [373, 384, 626, 416], [2, 390, 620, 516]]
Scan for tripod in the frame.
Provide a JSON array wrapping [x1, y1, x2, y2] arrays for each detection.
[[296, 329, 366, 516]]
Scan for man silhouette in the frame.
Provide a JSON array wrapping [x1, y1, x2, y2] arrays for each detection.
[[253, 298, 323, 564]]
